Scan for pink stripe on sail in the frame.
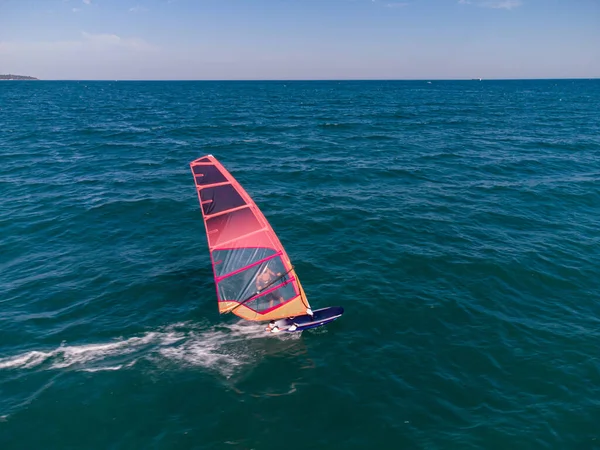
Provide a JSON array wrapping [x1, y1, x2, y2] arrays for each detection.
[[224, 277, 297, 304]]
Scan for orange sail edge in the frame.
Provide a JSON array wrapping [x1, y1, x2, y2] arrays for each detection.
[[217, 270, 311, 322], [190, 154, 313, 323], [218, 294, 309, 322]]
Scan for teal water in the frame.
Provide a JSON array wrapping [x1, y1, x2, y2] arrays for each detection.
[[1, 80, 600, 449]]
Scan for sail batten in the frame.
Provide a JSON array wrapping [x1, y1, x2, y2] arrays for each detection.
[[215, 251, 282, 282], [197, 181, 231, 190], [205, 204, 251, 220], [190, 155, 311, 322]]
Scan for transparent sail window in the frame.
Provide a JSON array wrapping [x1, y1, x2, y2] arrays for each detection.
[[212, 247, 278, 278], [217, 256, 288, 303], [244, 283, 298, 313]]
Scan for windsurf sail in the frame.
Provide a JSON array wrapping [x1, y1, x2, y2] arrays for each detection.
[[190, 155, 312, 322]]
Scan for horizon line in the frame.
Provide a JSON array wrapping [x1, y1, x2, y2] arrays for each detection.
[[12, 77, 600, 82]]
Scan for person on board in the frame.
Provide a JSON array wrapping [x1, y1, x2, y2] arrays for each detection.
[[265, 320, 298, 333], [256, 265, 285, 308], [265, 321, 280, 332]]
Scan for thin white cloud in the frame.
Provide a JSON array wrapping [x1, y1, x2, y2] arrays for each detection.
[[485, 0, 522, 9], [129, 6, 148, 12], [81, 32, 156, 51], [0, 32, 160, 79], [82, 0, 91, 4], [72, 7, 81, 12], [82, 32, 121, 45], [459, 0, 522, 9], [0, 33, 155, 53], [371, 0, 410, 7]]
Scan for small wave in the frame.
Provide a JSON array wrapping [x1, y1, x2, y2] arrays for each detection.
[[80, 365, 124, 372], [317, 122, 360, 129], [0, 351, 50, 370]]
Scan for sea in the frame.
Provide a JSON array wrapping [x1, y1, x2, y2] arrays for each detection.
[[1, 79, 599, 449]]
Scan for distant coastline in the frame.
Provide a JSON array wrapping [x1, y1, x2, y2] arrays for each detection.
[[0, 74, 39, 80]]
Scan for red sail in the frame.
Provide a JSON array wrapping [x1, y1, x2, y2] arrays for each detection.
[[190, 155, 311, 322]]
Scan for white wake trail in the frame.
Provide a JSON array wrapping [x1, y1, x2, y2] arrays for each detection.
[[0, 320, 301, 377]]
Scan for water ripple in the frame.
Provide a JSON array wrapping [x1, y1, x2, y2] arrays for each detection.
[[1, 80, 600, 449]]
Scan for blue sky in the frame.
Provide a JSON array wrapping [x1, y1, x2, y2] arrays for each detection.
[[0, 0, 598, 79]]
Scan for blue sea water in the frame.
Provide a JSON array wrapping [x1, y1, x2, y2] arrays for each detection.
[[1, 79, 600, 449]]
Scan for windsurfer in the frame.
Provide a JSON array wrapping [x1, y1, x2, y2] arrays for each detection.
[[265, 320, 297, 333], [265, 321, 280, 332], [256, 266, 285, 308]]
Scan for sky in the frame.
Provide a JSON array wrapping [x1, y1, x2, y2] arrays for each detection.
[[0, 0, 598, 80]]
